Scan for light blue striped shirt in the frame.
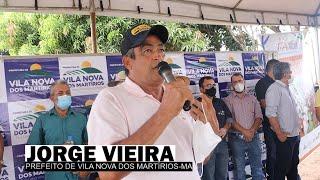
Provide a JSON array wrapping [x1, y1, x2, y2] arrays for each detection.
[[265, 80, 300, 137]]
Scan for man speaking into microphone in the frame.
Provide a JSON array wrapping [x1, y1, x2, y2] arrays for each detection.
[[87, 24, 220, 180]]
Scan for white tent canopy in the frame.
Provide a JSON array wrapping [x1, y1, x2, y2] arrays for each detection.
[[1, 0, 320, 26]]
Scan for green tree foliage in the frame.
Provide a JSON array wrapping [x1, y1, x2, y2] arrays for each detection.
[[0, 13, 40, 55], [195, 24, 254, 51], [0, 12, 253, 56], [0, 13, 90, 55], [95, 17, 211, 53], [165, 22, 210, 52], [37, 14, 90, 54]]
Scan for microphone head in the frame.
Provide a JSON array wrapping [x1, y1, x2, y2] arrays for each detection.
[[157, 61, 172, 75], [157, 61, 175, 83]]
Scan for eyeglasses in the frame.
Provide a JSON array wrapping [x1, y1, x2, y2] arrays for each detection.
[[141, 46, 165, 57]]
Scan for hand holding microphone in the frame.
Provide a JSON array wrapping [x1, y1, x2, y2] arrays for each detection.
[[157, 61, 220, 135], [157, 61, 192, 112]]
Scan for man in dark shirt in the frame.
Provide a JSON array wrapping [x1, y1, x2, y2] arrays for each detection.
[[254, 59, 279, 180], [199, 76, 233, 180], [0, 125, 3, 171]]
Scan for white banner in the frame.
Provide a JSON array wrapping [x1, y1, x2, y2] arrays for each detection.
[[164, 53, 187, 76], [2, 146, 15, 180], [8, 99, 53, 145], [262, 32, 303, 67], [216, 52, 244, 83], [59, 56, 108, 96]]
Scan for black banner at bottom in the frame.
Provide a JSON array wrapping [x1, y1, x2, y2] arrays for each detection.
[[25, 162, 193, 171]]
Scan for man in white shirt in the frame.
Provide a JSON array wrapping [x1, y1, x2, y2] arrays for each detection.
[[265, 62, 300, 180], [87, 24, 220, 180]]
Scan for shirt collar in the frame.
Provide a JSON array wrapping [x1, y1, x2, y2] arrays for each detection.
[[232, 91, 248, 98], [49, 107, 75, 116], [123, 77, 155, 98], [276, 80, 288, 87], [265, 75, 274, 82]]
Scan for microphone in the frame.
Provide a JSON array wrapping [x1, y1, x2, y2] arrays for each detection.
[[157, 61, 192, 111]]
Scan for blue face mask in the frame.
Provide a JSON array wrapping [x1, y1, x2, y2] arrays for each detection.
[[57, 95, 72, 110]]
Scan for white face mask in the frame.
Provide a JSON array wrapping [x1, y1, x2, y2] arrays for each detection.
[[285, 72, 293, 84], [234, 83, 245, 93], [288, 77, 294, 84], [288, 78, 293, 84]]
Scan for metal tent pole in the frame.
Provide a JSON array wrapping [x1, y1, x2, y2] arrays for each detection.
[[90, 0, 97, 53], [315, 18, 320, 83]]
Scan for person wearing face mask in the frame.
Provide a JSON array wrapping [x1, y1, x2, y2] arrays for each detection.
[[254, 59, 279, 180], [198, 76, 233, 180], [0, 125, 4, 171], [223, 73, 264, 180], [265, 62, 300, 180], [27, 79, 88, 180]]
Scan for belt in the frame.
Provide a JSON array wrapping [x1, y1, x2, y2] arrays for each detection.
[[229, 131, 242, 135], [228, 132, 245, 140]]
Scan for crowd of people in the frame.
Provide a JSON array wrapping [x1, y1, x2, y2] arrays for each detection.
[[24, 23, 317, 180]]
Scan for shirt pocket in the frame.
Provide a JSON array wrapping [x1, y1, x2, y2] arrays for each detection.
[[67, 127, 84, 144], [248, 101, 255, 115]]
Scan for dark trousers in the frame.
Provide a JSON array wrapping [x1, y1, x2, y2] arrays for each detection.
[[274, 135, 300, 180], [263, 126, 276, 180]]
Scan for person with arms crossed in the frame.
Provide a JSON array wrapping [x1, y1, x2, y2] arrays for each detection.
[[224, 73, 264, 180]]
